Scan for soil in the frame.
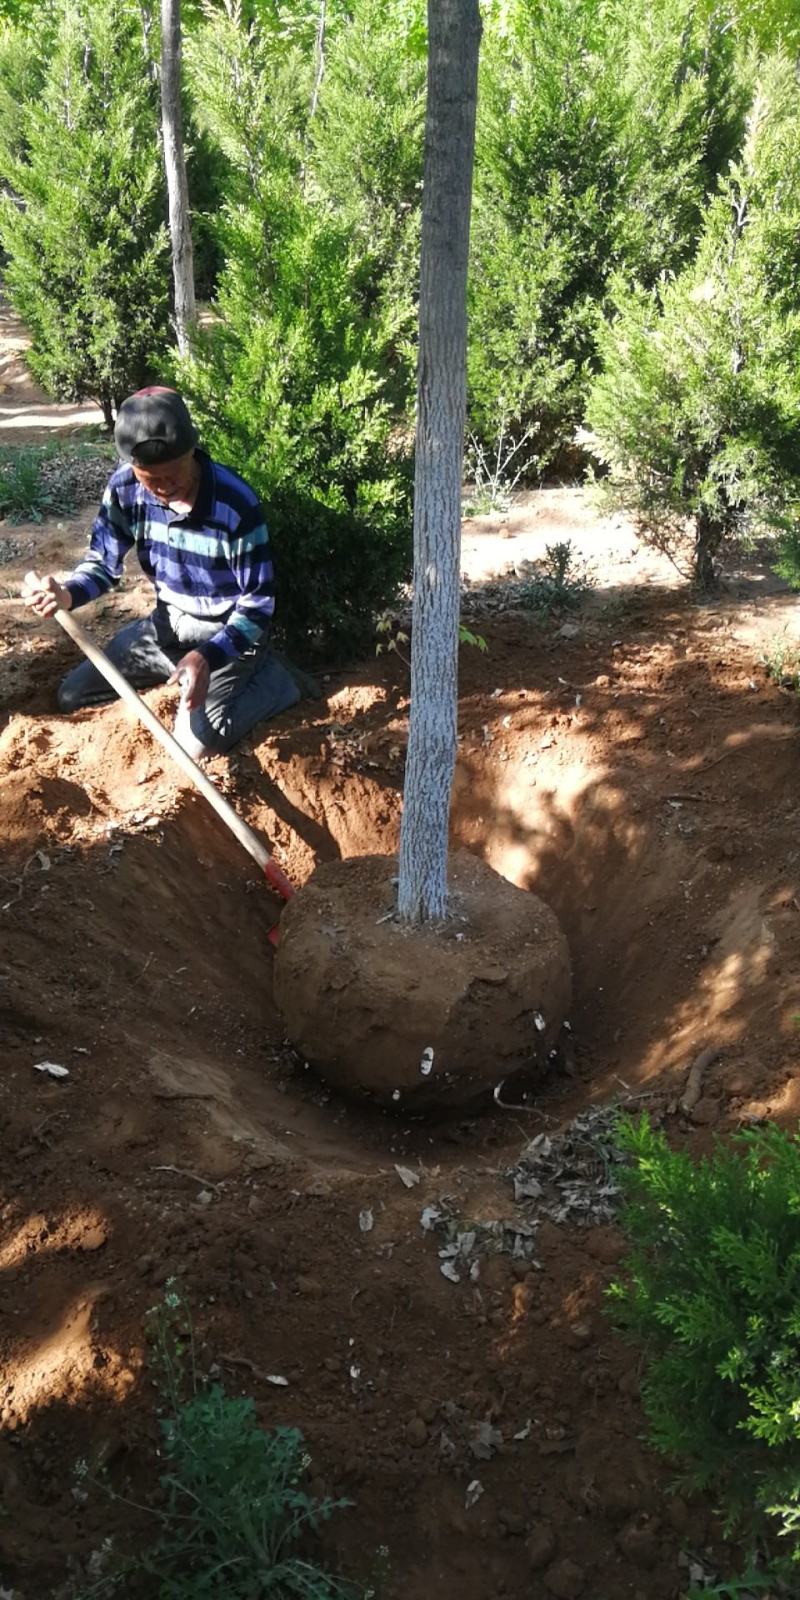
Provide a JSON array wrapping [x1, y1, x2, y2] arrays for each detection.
[[274, 851, 571, 1106], [1, 315, 800, 1597]]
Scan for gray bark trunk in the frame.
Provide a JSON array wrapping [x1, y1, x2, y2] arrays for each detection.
[[397, 0, 482, 925], [160, 0, 196, 355]]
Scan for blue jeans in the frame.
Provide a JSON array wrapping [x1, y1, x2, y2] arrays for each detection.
[[57, 601, 300, 756]]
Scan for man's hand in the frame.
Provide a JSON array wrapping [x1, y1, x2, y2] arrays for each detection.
[[22, 571, 72, 619], [169, 649, 210, 711]]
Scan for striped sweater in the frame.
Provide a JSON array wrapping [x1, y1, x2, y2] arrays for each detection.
[[64, 451, 275, 672]]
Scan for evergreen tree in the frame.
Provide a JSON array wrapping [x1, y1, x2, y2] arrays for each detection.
[[179, 1, 413, 657], [0, 0, 169, 426], [469, 0, 749, 475], [585, 53, 800, 585]]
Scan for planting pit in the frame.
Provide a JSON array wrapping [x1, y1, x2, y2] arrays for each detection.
[[3, 492, 800, 1599]]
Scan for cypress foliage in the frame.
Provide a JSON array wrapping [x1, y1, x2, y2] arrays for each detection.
[[585, 53, 800, 584], [0, 0, 169, 426], [612, 1114, 800, 1567]]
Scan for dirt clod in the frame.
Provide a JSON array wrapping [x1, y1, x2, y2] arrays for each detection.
[[526, 1523, 558, 1569], [544, 1557, 586, 1598], [405, 1417, 428, 1448]]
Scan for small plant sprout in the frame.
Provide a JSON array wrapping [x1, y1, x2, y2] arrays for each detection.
[[75, 1285, 366, 1599], [518, 540, 591, 618], [463, 417, 538, 516], [760, 633, 800, 690], [377, 613, 487, 664]]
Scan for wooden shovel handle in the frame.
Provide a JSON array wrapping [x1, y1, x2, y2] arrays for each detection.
[[52, 602, 293, 900]]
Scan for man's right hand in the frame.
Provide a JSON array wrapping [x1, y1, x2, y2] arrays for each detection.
[[21, 571, 72, 619]]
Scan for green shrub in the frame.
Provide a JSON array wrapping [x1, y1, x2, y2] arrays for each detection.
[[0, 0, 169, 426], [610, 1115, 800, 1568], [180, 4, 413, 660], [469, 0, 748, 475], [585, 52, 800, 586]]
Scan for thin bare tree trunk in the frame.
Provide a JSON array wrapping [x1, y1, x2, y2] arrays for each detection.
[[397, 0, 482, 925], [160, 0, 196, 355]]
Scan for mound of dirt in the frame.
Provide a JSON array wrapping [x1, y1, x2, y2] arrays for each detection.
[[274, 850, 571, 1106]]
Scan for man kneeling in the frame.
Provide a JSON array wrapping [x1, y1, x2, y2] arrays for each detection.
[[21, 386, 299, 758]]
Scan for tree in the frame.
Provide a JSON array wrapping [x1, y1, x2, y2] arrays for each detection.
[[396, 0, 482, 923], [585, 53, 800, 586], [161, 0, 196, 353], [0, 0, 169, 426]]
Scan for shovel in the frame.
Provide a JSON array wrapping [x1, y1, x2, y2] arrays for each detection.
[[49, 599, 294, 943]]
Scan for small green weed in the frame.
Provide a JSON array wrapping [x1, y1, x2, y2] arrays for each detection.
[[760, 634, 800, 691], [376, 613, 487, 663], [517, 540, 590, 618], [463, 421, 538, 516], [773, 527, 800, 594], [77, 1285, 368, 1599], [0, 443, 112, 523], [687, 1572, 780, 1599], [609, 1116, 800, 1580]]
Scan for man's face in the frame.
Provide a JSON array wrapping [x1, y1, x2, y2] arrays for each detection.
[[132, 449, 197, 505]]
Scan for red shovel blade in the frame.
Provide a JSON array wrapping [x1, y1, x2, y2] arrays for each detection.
[[264, 857, 294, 947]]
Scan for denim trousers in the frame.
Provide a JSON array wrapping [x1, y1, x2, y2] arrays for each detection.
[[57, 601, 300, 757]]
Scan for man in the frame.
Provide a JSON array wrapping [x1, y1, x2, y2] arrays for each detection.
[[21, 386, 300, 758]]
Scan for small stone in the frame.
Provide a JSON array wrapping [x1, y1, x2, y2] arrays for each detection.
[[137, 1255, 154, 1277], [197, 1189, 214, 1207], [405, 1416, 428, 1448], [666, 1497, 689, 1535], [618, 1369, 640, 1400], [566, 1321, 592, 1349], [511, 1259, 531, 1281], [526, 1523, 557, 1570], [79, 1223, 108, 1253], [616, 1518, 661, 1569], [499, 1508, 526, 1537], [418, 1397, 438, 1425], [544, 1558, 585, 1598], [583, 1226, 625, 1264], [690, 1096, 720, 1126], [296, 1275, 323, 1297]]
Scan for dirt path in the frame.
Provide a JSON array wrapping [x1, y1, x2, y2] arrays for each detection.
[[2, 315, 800, 1598], [0, 298, 104, 441]]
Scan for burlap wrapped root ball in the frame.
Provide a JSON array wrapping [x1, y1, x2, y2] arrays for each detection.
[[273, 851, 571, 1108]]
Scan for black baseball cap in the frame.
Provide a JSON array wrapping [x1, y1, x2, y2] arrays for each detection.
[[114, 386, 198, 466]]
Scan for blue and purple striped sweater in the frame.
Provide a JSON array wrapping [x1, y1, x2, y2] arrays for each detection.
[[64, 451, 275, 673]]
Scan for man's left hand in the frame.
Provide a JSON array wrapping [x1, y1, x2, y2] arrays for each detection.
[[169, 650, 210, 711]]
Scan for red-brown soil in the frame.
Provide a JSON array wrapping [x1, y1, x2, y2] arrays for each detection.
[[274, 851, 571, 1106], [2, 496, 800, 1599]]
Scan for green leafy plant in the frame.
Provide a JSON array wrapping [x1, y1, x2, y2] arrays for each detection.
[[78, 1285, 366, 1599], [463, 421, 538, 515], [610, 1115, 800, 1573], [687, 1571, 779, 1599], [759, 634, 800, 690], [0, 443, 112, 522], [517, 539, 590, 618], [585, 52, 800, 587], [0, 0, 169, 428]]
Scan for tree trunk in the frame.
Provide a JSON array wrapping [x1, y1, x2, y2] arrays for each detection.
[[100, 389, 114, 433], [397, 0, 482, 925], [694, 507, 723, 588], [160, 0, 196, 355]]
